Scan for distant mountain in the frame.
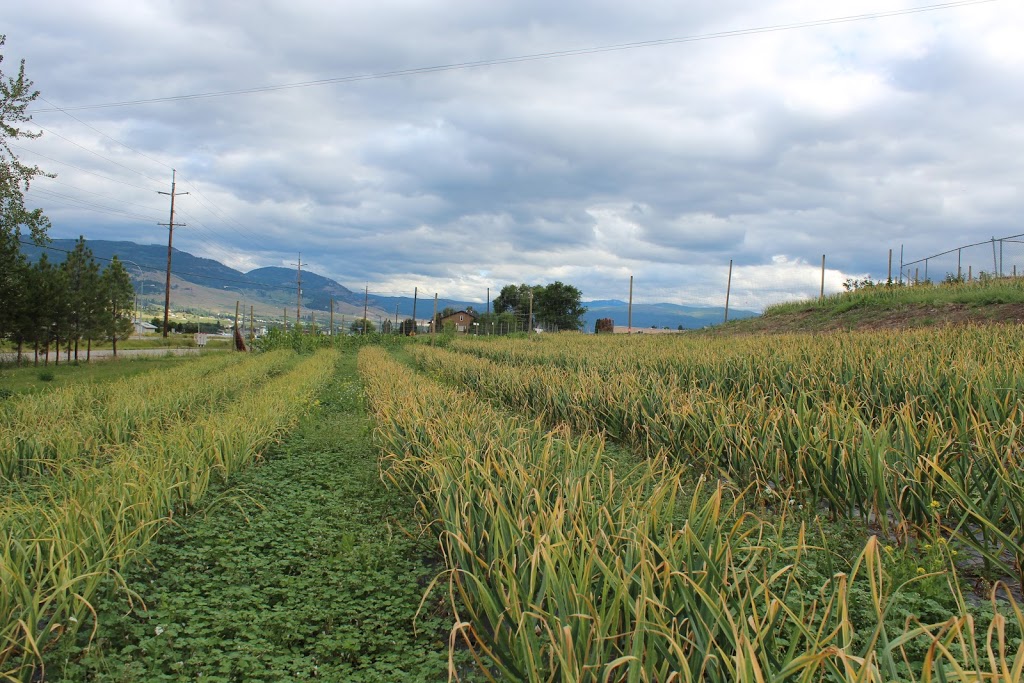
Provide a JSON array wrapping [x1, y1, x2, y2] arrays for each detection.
[[581, 300, 758, 331], [19, 239, 759, 328]]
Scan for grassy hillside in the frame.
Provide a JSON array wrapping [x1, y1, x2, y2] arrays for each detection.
[[712, 277, 1024, 334]]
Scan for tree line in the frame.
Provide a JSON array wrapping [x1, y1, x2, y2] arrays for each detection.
[[0, 237, 136, 363]]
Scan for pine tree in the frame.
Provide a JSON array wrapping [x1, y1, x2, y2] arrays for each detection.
[[100, 256, 135, 356]]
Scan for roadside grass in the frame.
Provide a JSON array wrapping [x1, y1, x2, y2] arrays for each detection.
[[708, 277, 1024, 334], [48, 353, 479, 682], [0, 354, 198, 397], [764, 276, 1024, 317]]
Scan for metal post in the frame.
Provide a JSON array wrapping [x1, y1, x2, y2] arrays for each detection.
[[992, 237, 998, 276], [234, 301, 240, 351], [968, 265, 972, 282], [330, 299, 334, 336], [924, 258, 928, 283], [1000, 239, 1004, 277], [284, 307, 288, 331], [887, 249, 892, 283], [899, 244, 904, 285], [724, 259, 733, 323]]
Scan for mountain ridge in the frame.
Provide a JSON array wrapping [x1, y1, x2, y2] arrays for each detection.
[[20, 239, 758, 328]]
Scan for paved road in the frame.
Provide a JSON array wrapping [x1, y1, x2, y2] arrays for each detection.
[[0, 347, 219, 364]]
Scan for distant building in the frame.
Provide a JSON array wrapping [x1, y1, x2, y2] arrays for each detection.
[[440, 310, 477, 333], [133, 319, 157, 336]]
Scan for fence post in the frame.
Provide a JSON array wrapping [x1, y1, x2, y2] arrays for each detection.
[[924, 258, 929, 282], [888, 249, 892, 283], [968, 265, 972, 282], [1000, 239, 1004, 277], [992, 237, 998, 275]]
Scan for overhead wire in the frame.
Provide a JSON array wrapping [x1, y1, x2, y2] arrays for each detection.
[[28, 0, 998, 113], [30, 121, 166, 184]]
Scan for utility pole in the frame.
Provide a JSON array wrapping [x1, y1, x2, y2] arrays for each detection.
[[486, 287, 490, 315], [432, 293, 438, 344], [158, 169, 187, 338], [819, 254, 826, 301], [527, 290, 534, 334], [412, 287, 418, 334], [362, 284, 369, 335], [724, 260, 733, 323], [330, 298, 334, 336], [249, 305, 254, 346], [292, 254, 304, 326], [627, 275, 633, 334]]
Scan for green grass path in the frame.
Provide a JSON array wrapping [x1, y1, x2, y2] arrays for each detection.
[[52, 353, 458, 682]]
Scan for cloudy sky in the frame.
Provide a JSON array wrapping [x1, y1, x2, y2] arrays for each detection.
[[6, 0, 1022, 310]]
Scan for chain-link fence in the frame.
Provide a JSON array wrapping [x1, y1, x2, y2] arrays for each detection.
[[899, 233, 1024, 284]]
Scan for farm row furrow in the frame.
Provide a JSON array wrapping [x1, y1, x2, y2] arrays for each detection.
[[360, 344, 1023, 681], [410, 334, 1024, 581], [0, 349, 337, 681]]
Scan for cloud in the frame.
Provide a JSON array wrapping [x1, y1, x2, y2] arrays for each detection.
[[6, 0, 1023, 310]]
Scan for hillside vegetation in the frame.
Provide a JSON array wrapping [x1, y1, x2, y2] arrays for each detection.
[[717, 276, 1024, 334]]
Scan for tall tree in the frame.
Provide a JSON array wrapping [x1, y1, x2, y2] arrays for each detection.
[[100, 256, 135, 356], [0, 35, 51, 344], [61, 237, 101, 360], [535, 281, 587, 331]]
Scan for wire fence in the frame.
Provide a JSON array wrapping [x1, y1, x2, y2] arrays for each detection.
[[899, 233, 1024, 284]]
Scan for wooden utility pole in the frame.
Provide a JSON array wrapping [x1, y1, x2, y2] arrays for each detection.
[[362, 285, 369, 335], [724, 260, 733, 323], [432, 293, 438, 343], [412, 287, 418, 333], [486, 287, 490, 315], [527, 290, 534, 334], [627, 275, 633, 334], [158, 169, 187, 337], [819, 254, 826, 301], [329, 298, 334, 336], [283, 307, 288, 331], [234, 301, 240, 351], [888, 249, 892, 283], [293, 254, 304, 326], [249, 305, 254, 346]]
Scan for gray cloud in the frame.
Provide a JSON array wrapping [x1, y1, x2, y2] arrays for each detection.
[[6, 0, 1023, 308]]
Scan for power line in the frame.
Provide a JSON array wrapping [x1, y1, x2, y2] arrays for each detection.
[[37, 95, 175, 172], [31, 121, 166, 184], [29, 0, 997, 113], [9, 142, 159, 192], [38, 176, 167, 213], [28, 188, 163, 222]]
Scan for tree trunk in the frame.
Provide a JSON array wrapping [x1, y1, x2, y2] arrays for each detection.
[[16, 341, 23, 364], [34, 340, 39, 366], [87, 338, 91, 361], [112, 335, 117, 357], [52, 337, 57, 365], [74, 337, 79, 361]]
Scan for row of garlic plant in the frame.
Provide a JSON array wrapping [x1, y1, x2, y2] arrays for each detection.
[[0, 350, 298, 481], [412, 329, 1024, 585], [359, 345, 1023, 682], [0, 349, 338, 681]]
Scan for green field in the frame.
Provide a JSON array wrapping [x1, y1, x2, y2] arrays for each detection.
[[2, 325, 1022, 681]]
